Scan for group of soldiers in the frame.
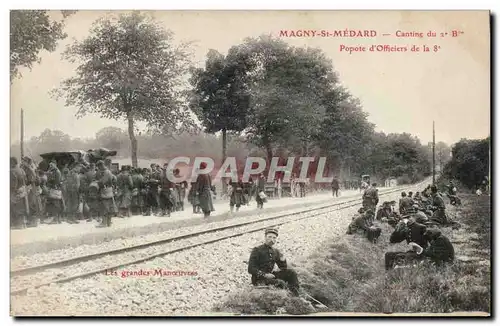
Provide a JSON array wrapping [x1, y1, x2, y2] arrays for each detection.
[[246, 180, 460, 304], [346, 181, 458, 269], [10, 157, 218, 229]]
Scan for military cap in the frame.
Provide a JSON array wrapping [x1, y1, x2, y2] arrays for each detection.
[[265, 228, 279, 236], [358, 207, 366, 213], [365, 209, 374, 216]]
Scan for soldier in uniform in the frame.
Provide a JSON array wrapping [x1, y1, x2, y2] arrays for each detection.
[[429, 185, 448, 225], [247, 228, 300, 296], [173, 168, 187, 211], [159, 164, 176, 217], [21, 157, 42, 227], [96, 160, 116, 227], [188, 169, 201, 214], [398, 192, 414, 216], [131, 168, 144, 215], [385, 217, 428, 269], [346, 209, 381, 243], [409, 228, 455, 266], [255, 173, 267, 209], [144, 170, 161, 216], [195, 162, 215, 218], [45, 161, 64, 224], [64, 165, 81, 223], [362, 183, 379, 212], [10, 157, 29, 229], [331, 176, 340, 197], [117, 165, 134, 217], [229, 177, 245, 213]]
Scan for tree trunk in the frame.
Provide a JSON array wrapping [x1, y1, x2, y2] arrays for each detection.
[[127, 113, 138, 168], [221, 128, 228, 196]]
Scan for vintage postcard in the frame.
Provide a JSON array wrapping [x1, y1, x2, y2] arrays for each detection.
[[9, 10, 491, 317]]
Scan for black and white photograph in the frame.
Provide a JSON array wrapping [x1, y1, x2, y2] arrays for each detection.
[[8, 9, 491, 317]]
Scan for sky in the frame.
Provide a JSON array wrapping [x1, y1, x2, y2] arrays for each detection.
[[9, 10, 490, 146]]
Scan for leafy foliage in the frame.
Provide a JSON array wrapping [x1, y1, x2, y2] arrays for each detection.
[[52, 11, 195, 166], [10, 10, 75, 81], [443, 137, 490, 189]]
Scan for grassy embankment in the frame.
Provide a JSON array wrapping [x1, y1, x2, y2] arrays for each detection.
[[214, 193, 491, 315]]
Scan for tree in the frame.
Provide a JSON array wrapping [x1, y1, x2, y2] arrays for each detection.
[[53, 11, 194, 167], [10, 10, 76, 81], [95, 127, 128, 150], [443, 137, 490, 189], [315, 86, 375, 176], [239, 36, 334, 162], [189, 48, 251, 168]]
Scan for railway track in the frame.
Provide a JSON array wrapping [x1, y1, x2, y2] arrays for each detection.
[[11, 184, 422, 296]]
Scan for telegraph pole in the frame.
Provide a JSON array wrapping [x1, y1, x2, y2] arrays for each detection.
[[20, 108, 24, 158], [432, 120, 436, 185]]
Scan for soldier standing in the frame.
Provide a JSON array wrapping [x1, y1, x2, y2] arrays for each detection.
[[64, 165, 81, 223], [331, 176, 340, 197], [229, 177, 245, 213], [247, 228, 301, 296], [195, 162, 215, 218], [188, 169, 201, 214], [131, 168, 144, 215], [117, 165, 133, 217], [96, 160, 116, 227], [362, 183, 379, 212], [10, 157, 29, 229], [159, 164, 176, 217], [255, 173, 266, 209], [83, 163, 99, 221], [45, 161, 63, 224], [173, 168, 187, 211], [21, 157, 42, 227]]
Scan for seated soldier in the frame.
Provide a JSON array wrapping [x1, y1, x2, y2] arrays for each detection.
[[376, 201, 392, 221], [346, 209, 381, 243], [399, 192, 414, 215], [385, 228, 454, 270], [409, 228, 455, 266], [248, 228, 300, 296], [389, 217, 427, 249]]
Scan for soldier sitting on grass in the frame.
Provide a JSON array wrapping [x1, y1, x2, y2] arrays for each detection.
[[346, 209, 381, 243], [248, 228, 301, 296], [385, 227, 454, 270]]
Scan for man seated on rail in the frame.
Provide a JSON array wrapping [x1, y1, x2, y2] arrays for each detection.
[[247, 228, 300, 296], [346, 209, 381, 243]]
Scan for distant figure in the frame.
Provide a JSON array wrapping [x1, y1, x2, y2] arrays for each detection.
[[331, 176, 340, 197], [255, 173, 267, 209], [248, 228, 300, 296]]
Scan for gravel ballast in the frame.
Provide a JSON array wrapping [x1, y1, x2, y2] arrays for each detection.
[[11, 185, 423, 316]]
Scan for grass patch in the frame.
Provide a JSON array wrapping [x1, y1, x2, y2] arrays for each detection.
[[215, 193, 491, 315]]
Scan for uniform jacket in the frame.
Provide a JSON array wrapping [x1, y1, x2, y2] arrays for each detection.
[[248, 243, 287, 283], [390, 220, 428, 249]]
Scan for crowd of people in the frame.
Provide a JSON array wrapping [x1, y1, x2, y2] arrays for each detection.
[[246, 181, 462, 302], [346, 181, 460, 270], [10, 156, 316, 229], [10, 157, 223, 229]]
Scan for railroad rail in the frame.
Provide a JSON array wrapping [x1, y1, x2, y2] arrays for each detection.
[[11, 182, 426, 296]]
